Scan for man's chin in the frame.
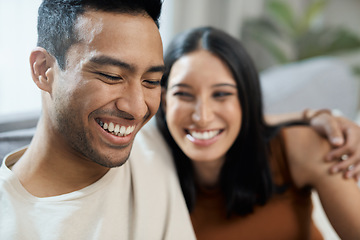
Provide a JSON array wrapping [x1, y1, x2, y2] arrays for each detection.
[[92, 152, 131, 168], [96, 159, 129, 168], [91, 144, 133, 168]]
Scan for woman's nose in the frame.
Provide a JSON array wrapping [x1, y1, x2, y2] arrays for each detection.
[[191, 98, 214, 126]]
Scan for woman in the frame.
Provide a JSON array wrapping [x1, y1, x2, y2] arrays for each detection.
[[156, 26, 360, 239]]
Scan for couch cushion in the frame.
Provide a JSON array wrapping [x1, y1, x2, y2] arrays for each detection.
[[0, 129, 35, 165]]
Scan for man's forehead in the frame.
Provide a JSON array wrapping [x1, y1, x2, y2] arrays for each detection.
[[74, 11, 154, 44], [65, 11, 163, 73], [74, 11, 104, 44]]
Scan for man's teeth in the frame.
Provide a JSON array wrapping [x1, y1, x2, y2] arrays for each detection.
[[100, 121, 135, 137], [190, 130, 220, 140]]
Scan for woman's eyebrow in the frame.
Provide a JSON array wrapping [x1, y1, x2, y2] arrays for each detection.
[[169, 83, 192, 89], [212, 83, 237, 88]]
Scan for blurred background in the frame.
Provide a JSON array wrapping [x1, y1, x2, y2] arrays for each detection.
[[0, 0, 359, 120], [161, 0, 360, 122]]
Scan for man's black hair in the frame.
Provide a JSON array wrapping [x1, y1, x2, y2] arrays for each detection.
[[37, 0, 163, 69]]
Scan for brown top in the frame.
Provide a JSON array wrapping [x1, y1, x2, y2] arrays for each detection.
[[190, 131, 323, 240]]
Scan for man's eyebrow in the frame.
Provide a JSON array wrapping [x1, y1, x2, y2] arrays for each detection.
[[147, 65, 165, 74], [89, 56, 135, 72], [89, 55, 165, 74]]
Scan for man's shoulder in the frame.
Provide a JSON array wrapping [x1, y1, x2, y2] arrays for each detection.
[[130, 118, 173, 168], [0, 149, 24, 206], [1, 148, 26, 174], [127, 117, 178, 194], [126, 119, 196, 240]]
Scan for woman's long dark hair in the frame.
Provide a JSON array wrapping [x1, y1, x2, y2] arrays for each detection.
[[156, 26, 280, 216]]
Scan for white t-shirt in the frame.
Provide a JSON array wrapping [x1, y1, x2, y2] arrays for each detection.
[[0, 119, 195, 240]]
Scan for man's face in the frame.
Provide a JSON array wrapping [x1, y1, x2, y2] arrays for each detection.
[[48, 11, 164, 168]]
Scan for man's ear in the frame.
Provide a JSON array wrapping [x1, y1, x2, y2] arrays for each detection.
[[29, 47, 56, 93], [161, 87, 167, 113]]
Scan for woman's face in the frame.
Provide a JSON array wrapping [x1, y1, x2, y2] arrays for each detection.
[[164, 50, 242, 164]]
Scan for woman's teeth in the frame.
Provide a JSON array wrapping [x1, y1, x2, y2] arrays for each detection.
[[98, 120, 135, 137], [190, 130, 220, 140]]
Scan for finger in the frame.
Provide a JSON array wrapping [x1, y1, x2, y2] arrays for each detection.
[[330, 136, 345, 147], [326, 146, 351, 162], [326, 128, 356, 161], [344, 164, 360, 179], [321, 118, 345, 147], [329, 155, 357, 174]]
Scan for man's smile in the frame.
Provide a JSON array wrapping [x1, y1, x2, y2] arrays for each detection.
[[96, 119, 136, 137]]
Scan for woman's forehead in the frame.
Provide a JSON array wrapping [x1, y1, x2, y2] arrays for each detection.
[[168, 50, 235, 86]]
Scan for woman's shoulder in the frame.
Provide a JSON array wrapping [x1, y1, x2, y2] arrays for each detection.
[[279, 125, 331, 188], [281, 125, 330, 155], [268, 125, 328, 160]]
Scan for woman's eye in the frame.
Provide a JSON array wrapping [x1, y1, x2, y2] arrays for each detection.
[[213, 92, 233, 98], [173, 91, 193, 99]]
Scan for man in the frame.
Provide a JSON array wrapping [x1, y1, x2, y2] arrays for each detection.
[[0, 0, 195, 239]]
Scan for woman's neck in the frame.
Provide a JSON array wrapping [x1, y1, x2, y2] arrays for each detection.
[[192, 157, 225, 189]]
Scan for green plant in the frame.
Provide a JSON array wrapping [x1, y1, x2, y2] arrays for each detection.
[[241, 0, 360, 71]]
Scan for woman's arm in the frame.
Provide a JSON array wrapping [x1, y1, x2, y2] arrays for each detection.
[[284, 126, 360, 239], [266, 109, 360, 180], [266, 109, 346, 146]]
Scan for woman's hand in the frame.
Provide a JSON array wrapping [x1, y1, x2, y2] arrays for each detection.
[[307, 110, 360, 180]]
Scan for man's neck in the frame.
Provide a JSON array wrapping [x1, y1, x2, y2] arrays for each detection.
[[11, 123, 109, 198]]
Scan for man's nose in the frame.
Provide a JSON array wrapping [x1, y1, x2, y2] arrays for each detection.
[[115, 82, 148, 120]]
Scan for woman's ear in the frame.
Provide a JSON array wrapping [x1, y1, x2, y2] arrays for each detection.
[[30, 47, 55, 93], [161, 87, 167, 113]]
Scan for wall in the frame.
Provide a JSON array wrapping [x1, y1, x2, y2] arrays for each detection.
[[0, 0, 42, 117]]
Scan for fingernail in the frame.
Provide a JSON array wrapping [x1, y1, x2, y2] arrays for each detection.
[[331, 167, 338, 173], [331, 137, 343, 145]]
